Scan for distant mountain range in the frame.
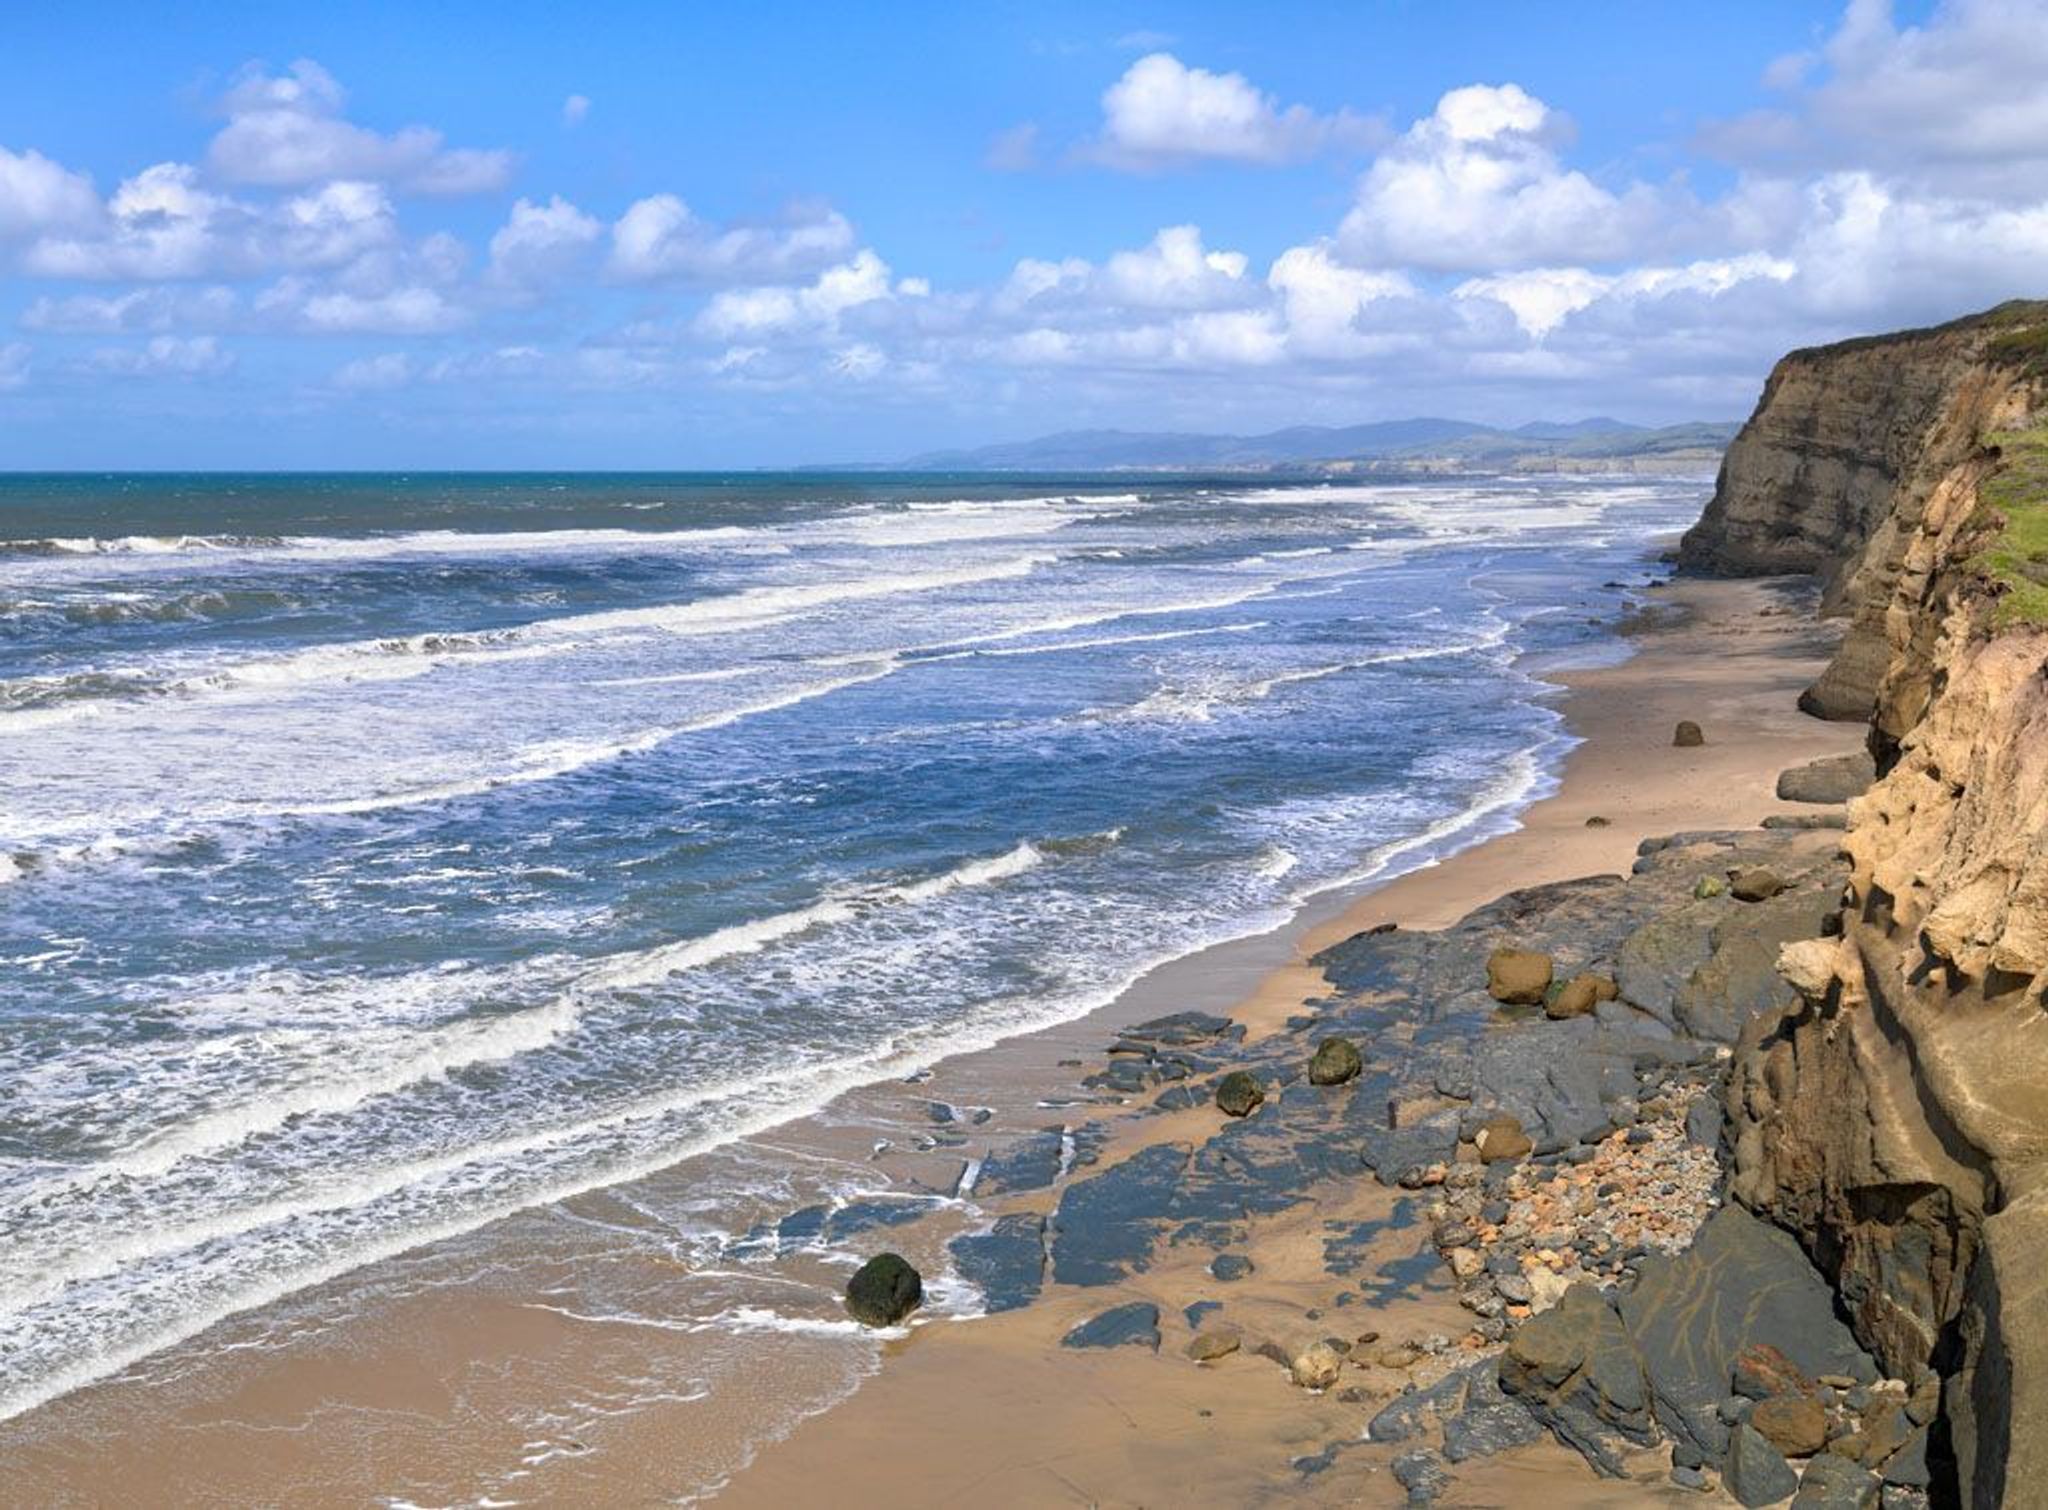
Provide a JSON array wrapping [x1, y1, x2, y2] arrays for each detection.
[[838, 417, 1740, 474]]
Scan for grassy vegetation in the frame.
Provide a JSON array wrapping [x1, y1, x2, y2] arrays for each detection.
[[1987, 324, 2048, 381], [1972, 426, 2048, 627]]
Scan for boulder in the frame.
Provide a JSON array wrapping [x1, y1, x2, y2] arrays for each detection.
[[1792, 1451, 1880, 1508], [1752, 1393, 1830, 1456], [844, 1252, 923, 1327], [1391, 1449, 1453, 1503], [1548, 973, 1619, 1019], [1776, 752, 1877, 805], [1733, 1343, 1816, 1401], [1061, 1301, 1161, 1350], [1186, 1329, 1241, 1363], [1210, 1252, 1254, 1282], [1293, 1342, 1343, 1391], [1474, 1114, 1533, 1164], [1675, 883, 1840, 1042], [1498, 1284, 1657, 1475], [1486, 947, 1555, 1005], [1215, 1070, 1265, 1117], [1726, 1423, 1801, 1506], [1729, 867, 1788, 902], [1308, 1036, 1363, 1086], [1674, 721, 1706, 747]]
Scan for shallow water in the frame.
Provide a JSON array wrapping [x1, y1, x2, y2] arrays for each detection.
[[0, 469, 1704, 1430]]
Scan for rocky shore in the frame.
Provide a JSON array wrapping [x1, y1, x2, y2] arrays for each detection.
[[726, 301, 2048, 1508]]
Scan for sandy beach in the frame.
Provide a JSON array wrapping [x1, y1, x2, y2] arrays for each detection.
[[0, 570, 1869, 1507], [707, 573, 1866, 1509]]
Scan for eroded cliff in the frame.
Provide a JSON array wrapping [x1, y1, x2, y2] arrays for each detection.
[[1710, 303, 2048, 1507], [1679, 302, 2047, 722]]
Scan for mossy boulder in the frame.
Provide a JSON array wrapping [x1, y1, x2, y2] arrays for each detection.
[[1215, 1070, 1265, 1117], [1674, 720, 1706, 747], [1308, 1036, 1363, 1086], [1485, 947, 1554, 1005], [845, 1252, 923, 1327]]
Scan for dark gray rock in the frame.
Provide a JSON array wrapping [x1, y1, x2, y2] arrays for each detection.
[[844, 1252, 923, 1327], [1391, 1448, 1454, 1504], [1210, 1252, 1254, 1282], [948, 1213, 1044, 1313], [1049, 1141, 1187, 1285], [1881, 1426, 1931, 1488], [1368, 1367, 1475, 1443], [1686, 1094, 1723, 1149], [1060, 1301, 1160, 1350], [1776, 752, 1876, 805], [1794, 1452, 1881, 1508], [1441, 1362, 1546, 1462], [1619, 1205, 1874, 1459], [1499, 1284, 1657, 1476], [975, 1128, 1065, 1195], [1616, 901, 1723, 1027], [1675, 883, 1839, 1042], [1726, 1423, 1800, 1506]]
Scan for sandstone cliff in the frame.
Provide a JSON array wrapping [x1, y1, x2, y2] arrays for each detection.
[[1679, 302, 2046, 722], [1708, 302, 2048, 1506]]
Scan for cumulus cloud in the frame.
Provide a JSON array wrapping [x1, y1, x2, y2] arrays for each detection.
[[608, 195, 857, 283], [695, 250, 901, 338], [1091, 53, 1383, 169], [561, 94, 591, 128], [487, 194, 602, 286], [1456, 255, 1796, 338], [21, 285, 240, 333], [0, 147, 100, 240], [206, 60, 513, 194], [1338, 84, 1666, 271]]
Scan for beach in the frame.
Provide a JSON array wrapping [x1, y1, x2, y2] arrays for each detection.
[[0, 565, 1872, 1506]]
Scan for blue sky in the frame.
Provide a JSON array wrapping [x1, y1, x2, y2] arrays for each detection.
[[2, 0, 2042, 467]]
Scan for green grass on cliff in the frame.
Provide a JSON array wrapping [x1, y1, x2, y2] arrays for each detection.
[[1973, 426, 2048, 626]]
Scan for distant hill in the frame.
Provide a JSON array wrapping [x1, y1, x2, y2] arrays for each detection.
[[855, 417, 1739, 474]]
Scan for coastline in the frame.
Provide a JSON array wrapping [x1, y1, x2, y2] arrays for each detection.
[[702, 572, 1866, 1507], [0, 570, 1866, 1507]]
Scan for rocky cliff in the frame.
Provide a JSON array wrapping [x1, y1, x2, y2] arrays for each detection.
[[1679, 302, 2047, 722], [1707, 302, 2048, 1507]]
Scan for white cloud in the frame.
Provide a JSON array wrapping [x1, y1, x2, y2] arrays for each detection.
[[1456, 255, 1797, 338], [86, 335, 235, 377], [1339, 84, 1661, 271], [487, 194, 602, 286], [998, 226, 1254, 315], [1266, 243, 1414, 353], [1092, 53, 1382, 168], [562, 94, 591, 128], [0, 147, 100, 240], [695, 249, 896, 338], [257, 278, 464, 334], [206, 59, 514, 194], [0, 342, 28, 391], [331, 351, 415, 390], [609, 195, 857, 283]]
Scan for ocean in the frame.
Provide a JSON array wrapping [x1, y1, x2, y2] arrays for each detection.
[[0, 470, 1704, 1453]]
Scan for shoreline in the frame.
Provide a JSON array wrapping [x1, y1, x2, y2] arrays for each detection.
[[708, 570, 1867, 1507], [0, 570, 1867, 1507]]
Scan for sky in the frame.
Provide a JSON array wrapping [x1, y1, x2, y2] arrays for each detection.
[[2, 0, 2046, 468]]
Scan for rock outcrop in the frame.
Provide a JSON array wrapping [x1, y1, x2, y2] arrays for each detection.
[[1702, 299, 2048, 1506], [1679, 301, 2045, 722]]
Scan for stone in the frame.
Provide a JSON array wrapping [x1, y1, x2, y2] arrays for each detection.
[[1185, 1329, 1241, 1363], [1753, 1393, 1830, 1456], [1674, 720, 1706, 747], [1447, 1247, 1485, 1281], [1486, 947, 1554, 1005], [1696, 875, 1728, 899], [1793, 1451, 1881, 1508], [1474, 1114, 1533, 1164], [1215, 1070, 1265, 1117], [1498, 1284, 1656, 1474], [1441, 1364, 1546, 1462], [1048, 1141, 1186, 1286], [1308, 1036, 1363, 1086], [1061, 1301, 1161, 1351], [1776, 752, 1877, 805], [1211, 1252, 1254, 1282], [1548, 973, 1620, 1020], [1727, 1423, 1801, 1506], [1293, 1342, 1343, 1390], [844, 1252, 923, 1327], [1729, 867, 1788, 902]]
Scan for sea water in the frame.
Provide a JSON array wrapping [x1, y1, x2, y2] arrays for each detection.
[[0, 469, 1704, 1429]]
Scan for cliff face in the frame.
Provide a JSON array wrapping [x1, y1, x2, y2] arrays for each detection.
[[1708, 303, 2048, 1506], [1679, 303, 2046, 722]]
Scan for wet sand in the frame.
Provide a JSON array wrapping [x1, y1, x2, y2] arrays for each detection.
[[0, 574, 1865, 1507]]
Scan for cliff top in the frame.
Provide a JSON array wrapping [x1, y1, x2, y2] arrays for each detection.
[[1780, 298, 2048, 366]]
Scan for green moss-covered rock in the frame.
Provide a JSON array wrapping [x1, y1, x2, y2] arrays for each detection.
[[845, 1252, 923, 1327], [1215, 1070, 1265, 1117], [1307, 1036, 1362, 1086]]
